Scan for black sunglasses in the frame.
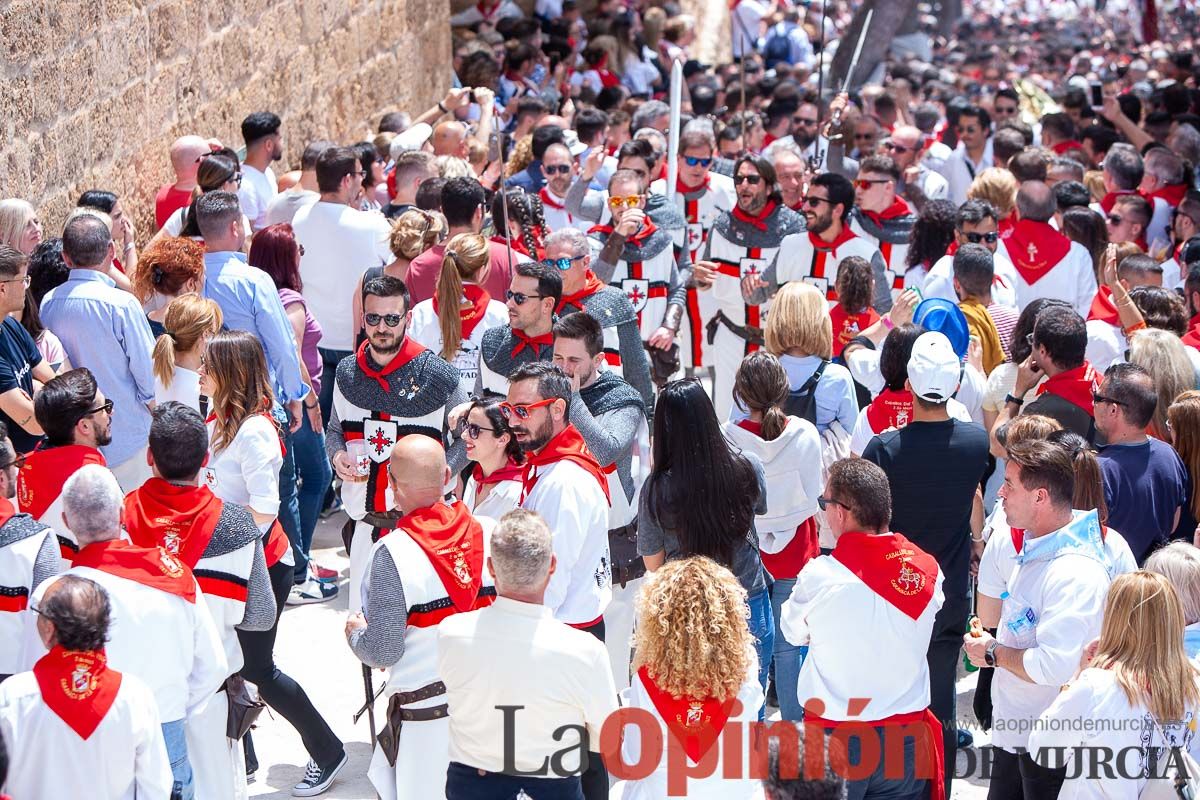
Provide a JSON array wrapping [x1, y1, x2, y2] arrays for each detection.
[[817, 495, 848, 511], [506, 290, 545, 305], [0, 453, 26, 471], [87, 399, 114, 417], [1106, 214, 1123, 225], [963, 231, 999, 244], [459, 420, 496, 439], [364, 312, 404, 327], [543, 164, 572, 175], [883, 141, 911, 154], [733, 174, 763, 185], [1092, 391, 1126, 407], [803, 196, 832, 208]]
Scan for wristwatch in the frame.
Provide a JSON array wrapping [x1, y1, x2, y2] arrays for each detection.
[[1005, 393, 1025, 407], [984, 640, 999, 667]]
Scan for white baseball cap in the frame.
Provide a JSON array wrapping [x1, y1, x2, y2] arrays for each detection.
[[907, 332, 961, 403], [389, 123, 433, 160]]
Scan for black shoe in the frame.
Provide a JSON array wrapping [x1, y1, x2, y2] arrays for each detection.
[[292, 751, 348, 797]]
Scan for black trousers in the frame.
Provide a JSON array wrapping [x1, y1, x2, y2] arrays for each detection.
[[577, 618, 605, 643], [237, 560, 344, 769], [446, 760, 598, 800], [927, 594, 971, 800], [987, 746, 1067, 800]]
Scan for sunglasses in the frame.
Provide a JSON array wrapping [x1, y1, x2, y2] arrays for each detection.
[[802, 195, 832, 208], [816, 495, 848, 511], [231, 173, 244, 186], [1092, 391, 1126, 407], [883, 141, 911, 154], [608, 195, 643, 209], [733, 174, 763, 185], [957, 126, 980, 134], [499, 398, 556, 420], [963, 231, 999, 244], [364, 312, 404, 327], [1106, 214, 1123, 225], [459, 421, 496, 439], [995, 105, 1019, 115], [0, 453, 26, 471], [854, 179, 891, 189], [540, 255, 585, 271], [792, 117, 819, 126], [683, 156, 713, 168], [505, 290, 545, 305], [543, 164, 572, 175]]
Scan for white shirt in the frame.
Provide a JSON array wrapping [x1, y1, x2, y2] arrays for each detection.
[[407, 295, 509, 397], [293, 200, 392, 351], [437, 597, 618, 775], [463, 477, 522, 521], [264, 187, 319, 227], [162, 206, 252, 240], [30, 565, 227, 723], [731, 0, 768, 58], [940, 138, 994, 206], [1031, 668, 1200, 799], [781, 545, 945, 721], [238, 164, 278, 231], [1085, 318, 1125, 374], [998, 238, 1098, 317], [521, 459, 612, 626], [153, 366, 202, 415], [844, 349, 986, 424], [922, 249, 1019, 310], [203, 414, 283, 518], [0, 668, 173, 800]]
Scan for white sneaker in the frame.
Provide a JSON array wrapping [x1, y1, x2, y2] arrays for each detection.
[[286, 577, 338, 606]]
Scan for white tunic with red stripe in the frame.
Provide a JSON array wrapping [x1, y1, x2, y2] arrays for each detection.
[[773, 229, 883, 305], [848, 217, 911, 299], [0, 510, 57, 676], [16, 444, 108, 565], [604, 243, 678, 342]]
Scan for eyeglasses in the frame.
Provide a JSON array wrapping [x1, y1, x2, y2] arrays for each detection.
[[0, 274, 30, 287], [883, 141, 911, 154], [1092, 391, 1126, 407], [0, 453, 26, 471], [854, 179, 892, 189], [963, 231, 999, 244], [608, 195, 643, 209], [792, 117, 819, 126], [364, 312, 404, 327], [816, 495, 848, 511], [802, 195, 832, 208], [957, 126, 980, 135], [230, 173, 244, 186], [1106, 214, 1123, 225], [683, 156, 713, 168], [543, 164, 572, 175], [994, 105, 1019, 115], [625, 168, 649, 180], [499, 398, 556, 420], [350, 170, 366, 179], [505, 290, 545, 305], [733, 174, 763, 185], [459, 421, 496, 439], [540, 255, 585, 271], [85, 399, 114, 418]]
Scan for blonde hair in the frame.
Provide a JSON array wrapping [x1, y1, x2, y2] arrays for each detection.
[[204, 331, 276, 454], [1145, 543, 1200, 626], [765, 282, 832, 358], [504, 135, 534, 179], [633, 557, 753, 702], [437, 233, 490, 360], [0, 199, 36, 252], [967, 168, 1019, 219], [1091, 571, 1200, 722], [641, 7, 666, 48], [65, 206, 113, 231], [1127, 328, 1195, 440], [1085, 170, 1106, 203], [435, 155, 474, 180], [1168, 391, 1200, 521], [153, 294, 223, 389], [1004, 414, 1062, 446], [490, 509, 553, 589], [389, 209, 444, 261]]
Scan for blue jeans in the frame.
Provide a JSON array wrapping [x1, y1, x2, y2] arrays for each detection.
[[768, 575, 808, 721], [290, 412, 333, 582], [162, 718, 194, 800], [841, 726, 925, 800], [746, 587, 774, 719], [271, 405, 304, 582]]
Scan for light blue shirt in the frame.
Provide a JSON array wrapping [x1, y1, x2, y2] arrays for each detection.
[[40, 269, 156, 466], [202, 251, 308, 405]]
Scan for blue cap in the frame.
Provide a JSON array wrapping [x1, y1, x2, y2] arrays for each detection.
[[913, 298, 970, 359]]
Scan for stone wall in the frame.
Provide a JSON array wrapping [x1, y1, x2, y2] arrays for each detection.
[[0, 0, 453, 235]]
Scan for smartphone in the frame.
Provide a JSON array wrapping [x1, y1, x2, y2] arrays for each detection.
[[1090, 82, 1103, 109], [488, 132, 502, 164]]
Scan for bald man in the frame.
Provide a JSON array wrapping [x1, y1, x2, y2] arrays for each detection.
[[999, 180, 1097, 315], [155, 135, 219, 229], [346, 435, 497, 800], [432, 121, 469, 159], [886, 125, 948, 208]]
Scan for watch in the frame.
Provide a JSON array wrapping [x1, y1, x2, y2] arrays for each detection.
[[1005, 393, 1025, 407], [984, 640, 999, 667]]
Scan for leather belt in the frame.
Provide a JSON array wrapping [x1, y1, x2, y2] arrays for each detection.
[[377, 680, 449, 767], [706, 310, 764, 346], [361, 511, 404, 529]]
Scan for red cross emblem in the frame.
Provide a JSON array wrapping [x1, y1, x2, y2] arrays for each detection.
[[367, 428, 393, 456], [744, 262, 760, 278], [626, 285, 645, 305]]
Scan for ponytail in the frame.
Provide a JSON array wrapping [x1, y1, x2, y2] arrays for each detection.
[[1047, 429, 1109, 532], [760, 403, 788, 442], [437, 250, 465, 361], [732, 351, 791, 442], [153, 333, 178, 388]]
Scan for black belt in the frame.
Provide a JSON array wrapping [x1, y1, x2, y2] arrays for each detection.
[[377, 680, 449, 767], [360, 511, 404, 528], [706, 310, 764, 346]]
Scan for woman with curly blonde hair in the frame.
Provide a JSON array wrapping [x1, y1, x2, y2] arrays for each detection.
[[615, 556, 762, 800]]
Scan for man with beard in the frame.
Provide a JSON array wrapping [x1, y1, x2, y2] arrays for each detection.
[[0, 422, 58, 683], [238, 112, 283, 231], [940, 105, 993, 206], [1160, 192, 1199, 291], [477, 263, 562, 397], [17, 369, 110, 563], [849, 155, 918, 301], [588, 170, 690, 379], [885, 125, 949, 210], [745, 173, 890, 314], [539, 143, 587, 233], [506, 362, 611, 639], [551, 313, 648, 688], [547, 229, 653, 409], [326, 275, 468, 613], [693, 155, 804, 420], [649, 130, 736, 375]]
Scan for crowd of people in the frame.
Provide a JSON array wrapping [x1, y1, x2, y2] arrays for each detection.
[[2, 0, 1200, 798]]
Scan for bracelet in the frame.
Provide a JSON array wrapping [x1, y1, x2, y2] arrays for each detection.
[[304, 401, 318, 410], [1123, 321, 1147, 334], [1005, 393, 1025, 407], [124, 242, 136, 252], [882, 316, 895, 330], [437, 101, 449, 114]]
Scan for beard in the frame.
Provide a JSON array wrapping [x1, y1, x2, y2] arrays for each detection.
[[96, 425, 113, 448], [806, 210, 833, 235], [518, 415, 556, 453], [793, 130, 815, 149], [369, 330, 402, 357]]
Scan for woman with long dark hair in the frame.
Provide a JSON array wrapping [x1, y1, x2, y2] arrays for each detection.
[[638, 379, 772, 702], [199, 331, 346, 794], [460, 396, 525, 518], [903, 199, 957, 291]]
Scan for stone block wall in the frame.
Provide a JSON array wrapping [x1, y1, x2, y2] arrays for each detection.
[[0, 0, 452, 236]]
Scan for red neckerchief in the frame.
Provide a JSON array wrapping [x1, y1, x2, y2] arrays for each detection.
[[539, 187, 568, 211], [1100, 189, 1146, 214], [1010, 527, 1024, 553], [1051, 140, 1084, 155], [356, 337, 425, 392], [397, 501, 492, 613], [1005, 219, 1071, 285], [731, 199, 777, 232], [829, 303, 879, 355], [862, 196, 911, 226], [638, 666, 736, 763], [433, 284, 492, 341], [123, 479, 225, 569], [736, 418, 763, 436], [1182, 313, 1200, 349], [0, 496, 15, 529], [676, 175, 710, 195], [521, 425, 611, 504], [831, 531, 939, 620], [865, 388, 915, 433], [510, 328, 554, 358], [1036, 362, 1100, 417], [946, 240, 959, 256], [557, 270, 606, 313], [33, 646, 122, 741], [587, 217, 658, 247], [476, 0, 501, 19], [1087, 285, 1121, 326], [596, 64, 621, 88], [809, 224, 857, 253], [72, 540, 197, 603], [788, 199, 804, 212], [472, 459, 525, 486], [17, 445, 107, 520], [998, 211, 1017, 237], [1151, 183, 1188, 208]]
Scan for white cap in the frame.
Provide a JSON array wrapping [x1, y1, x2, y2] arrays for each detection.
[[562, 129, 589, 157], [389, 123, 433, 160], [907, 332, 961, 402]]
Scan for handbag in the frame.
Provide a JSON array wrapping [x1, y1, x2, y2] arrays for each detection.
[[1139, 714, 1199, 800], [644, 342, 680, 389], [224, 675, 266, 740], [608, 519, 645, 588]]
